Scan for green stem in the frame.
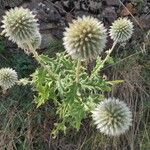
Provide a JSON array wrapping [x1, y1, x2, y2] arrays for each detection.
[[76, 59, 81, 83], [27, 42, 56, 80], [91, 40, 117, 79], [100, 40, 117, 68]]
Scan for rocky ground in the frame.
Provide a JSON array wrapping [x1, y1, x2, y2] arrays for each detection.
[[0, 0, 149, 49]]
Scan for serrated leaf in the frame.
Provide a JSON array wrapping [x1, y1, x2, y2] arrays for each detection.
[[106, 80, 124, 85]]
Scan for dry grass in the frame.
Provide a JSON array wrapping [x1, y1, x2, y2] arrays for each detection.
[[107, 53, 150, 150]]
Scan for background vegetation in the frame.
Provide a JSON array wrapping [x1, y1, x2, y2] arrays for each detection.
[[0, 36, 149, 150]]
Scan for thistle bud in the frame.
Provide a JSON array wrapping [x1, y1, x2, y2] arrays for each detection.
[[63, 16, 107, 60], [109, 18, 133, 42], [0, 68, 18, 90], [92, 98, 132, 136], [1, 7, 39, 43]]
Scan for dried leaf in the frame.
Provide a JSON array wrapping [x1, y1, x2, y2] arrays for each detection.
[[120, 3, 136, 16]]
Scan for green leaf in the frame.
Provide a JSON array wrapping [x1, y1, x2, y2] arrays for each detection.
[[106, 56, 114, 64], [106, 80, 124, 85], [91, 56, 103, 76], [29, 52, 113, 136]]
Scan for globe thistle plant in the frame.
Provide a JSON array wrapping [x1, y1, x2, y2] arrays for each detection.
[[63, 16, 107, 60], [1, 7, 39, 43], [92, 98, 132, 136], [0, 68, 18, 91], [109, 18, 133, 42], [17, 32, 41, 54]]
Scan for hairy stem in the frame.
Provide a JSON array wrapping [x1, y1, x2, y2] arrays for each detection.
[[27, 42, 56, 80], [91, 40, 117, 79], [100, 40, 117, 67], [76, 59, 81, 83]]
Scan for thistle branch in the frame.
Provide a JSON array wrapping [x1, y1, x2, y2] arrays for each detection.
[[76, 59, 81, 83], [100, 40, 117, 68], [91, 40, 117, 79], [27, 42, 56, 80]]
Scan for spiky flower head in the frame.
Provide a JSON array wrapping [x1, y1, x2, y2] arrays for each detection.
[[92, 98, 132, 136], [17, 32, 41, 54], [109, 18, 133, 42], [0, 68, 18, 90], [63, 16, 107, 60], [1, 7, 39, 43]]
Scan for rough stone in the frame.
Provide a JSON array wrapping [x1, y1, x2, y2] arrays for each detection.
[[54, 1, 66, 16], [74, 1, 80, 10], [51, 27, 64, 39], [23, 0, 64, 49], [26, 0, 61, 23], [102, 7, 117, 23], [0, 0, 23, 9], [39, 22, 57, 31], [104, 0, 120, 6], [40, 33, 55, 50], [143, 6, 149, 13], [79, 0, 89, 11], [89, 0, 102, 12], [75, 10, 92, 17]]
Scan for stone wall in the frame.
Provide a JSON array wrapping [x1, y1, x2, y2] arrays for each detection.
[[0, 0, 149, 49]]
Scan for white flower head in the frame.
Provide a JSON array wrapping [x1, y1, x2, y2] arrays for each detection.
[[92, 98, 132, 136], [0, 68, 18, 90], [1, 7, 39, 43], [63, 16, 107, 60], [109, 18, 133, 42]]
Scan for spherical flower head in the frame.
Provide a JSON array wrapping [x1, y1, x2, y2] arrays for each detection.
[[17, 32, 41, 54], [0, 68, 18, 90], [109, 18, 133, 42], [1, 7, 39, 43], [63, 16, 107, 60], [92, 98, 132, 136]]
